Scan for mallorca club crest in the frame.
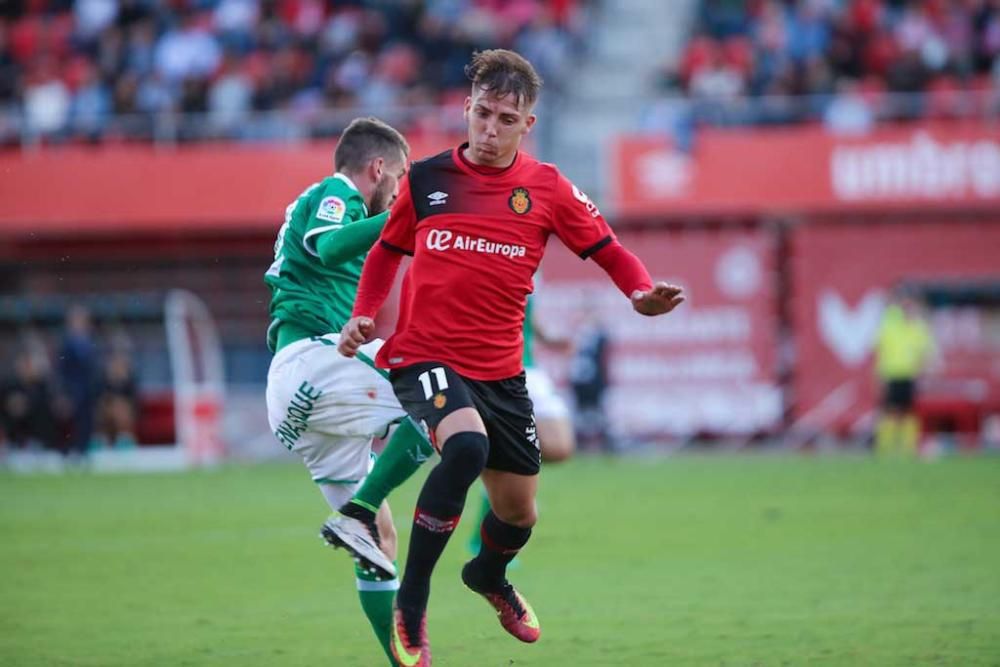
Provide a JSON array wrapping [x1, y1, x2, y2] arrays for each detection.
[[433, 393, 447, 409], [509, 187, 532, 215]]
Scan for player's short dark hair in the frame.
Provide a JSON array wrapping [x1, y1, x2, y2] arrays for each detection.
[[334, 117, 410, 174], [465, 49, 543, 109]]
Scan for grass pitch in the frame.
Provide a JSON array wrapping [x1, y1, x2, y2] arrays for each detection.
[[1, 453, 998, 666]]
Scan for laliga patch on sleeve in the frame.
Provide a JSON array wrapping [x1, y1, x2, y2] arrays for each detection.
[[315, 196, 346, 223]]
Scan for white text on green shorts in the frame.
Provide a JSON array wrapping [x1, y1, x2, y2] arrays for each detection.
[[275, 381, 323, 449]]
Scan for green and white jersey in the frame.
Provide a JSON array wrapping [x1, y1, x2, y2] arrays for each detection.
[[265, 173, 374, 351]]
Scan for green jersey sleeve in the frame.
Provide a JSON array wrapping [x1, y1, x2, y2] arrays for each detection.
[[301, 185, 367, 257], [316, 211, 389, 267]]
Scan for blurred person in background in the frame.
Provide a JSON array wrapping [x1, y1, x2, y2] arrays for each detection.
[[95, 346, 138, 450], [1, 340, 59, 452], [874, 288, 937, 457], [570, 309, 615, 452], [524, 293, 576, 463], [58, 303, 99, 458], [468, 287, 577, 554]]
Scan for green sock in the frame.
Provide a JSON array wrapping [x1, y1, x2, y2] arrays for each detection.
[[875, 416, 898, 457], [352, 417, 434, 513], [467, 486, 491, 555], [355, 561, 398, 665]]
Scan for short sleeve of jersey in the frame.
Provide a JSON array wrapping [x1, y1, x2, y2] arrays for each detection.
[[549, 171, 615, 259], [301, 181, 365, 257], [379, 174, 417, 256]]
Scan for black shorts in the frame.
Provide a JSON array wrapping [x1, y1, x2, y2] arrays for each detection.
[[390, 362, 540, 476], [883, 379, 916, 411]]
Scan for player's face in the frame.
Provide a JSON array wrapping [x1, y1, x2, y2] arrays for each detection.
[[464, 87, 536, 167], [370, 154, 407, 215]]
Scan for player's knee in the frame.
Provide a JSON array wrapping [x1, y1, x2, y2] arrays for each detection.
[[439, 431, 489, 486], [497, 502, 537, 529], [538, 419, 576, 463], [541, 439, 573, 463]]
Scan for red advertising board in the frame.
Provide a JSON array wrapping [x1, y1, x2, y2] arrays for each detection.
[[534, 228, 780, 438], [612, 122, 1000, 217], [789, 220, 1000, 433], [0, 134, 460, 236]]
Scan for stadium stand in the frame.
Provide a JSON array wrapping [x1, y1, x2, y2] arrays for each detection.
[[661, 0, 1000, 126], [0, 0, 588, 145]]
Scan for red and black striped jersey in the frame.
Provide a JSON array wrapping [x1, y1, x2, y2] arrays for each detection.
[[374, 144, 615, 380]]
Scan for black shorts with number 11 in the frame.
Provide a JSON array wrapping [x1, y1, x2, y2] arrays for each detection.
[[389, 361, 541, 476]]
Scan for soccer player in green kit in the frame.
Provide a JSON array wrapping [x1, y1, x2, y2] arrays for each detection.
[[264, 117, 434, 665]]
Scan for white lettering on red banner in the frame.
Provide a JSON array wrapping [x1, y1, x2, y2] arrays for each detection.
[[831, 132, 1000, 201]]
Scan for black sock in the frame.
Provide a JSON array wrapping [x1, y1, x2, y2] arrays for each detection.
[[341, 500, 376, 524], [396, 431, 488, 633], [468, 510, 532, 590]]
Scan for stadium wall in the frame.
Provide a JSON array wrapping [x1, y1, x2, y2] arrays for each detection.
[[4, 121, 999, 442]]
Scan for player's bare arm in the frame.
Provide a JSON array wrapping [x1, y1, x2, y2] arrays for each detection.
[[631, 282, 685, 316], [338, 316, 375, 357]]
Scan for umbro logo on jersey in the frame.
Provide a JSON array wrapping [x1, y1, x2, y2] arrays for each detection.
[[425, 229, 527, 258], [427, 191, 449, 206]]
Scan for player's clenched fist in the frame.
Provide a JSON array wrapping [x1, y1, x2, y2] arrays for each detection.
[[338, 316, 375, 357], [631, 282, 685, 317]]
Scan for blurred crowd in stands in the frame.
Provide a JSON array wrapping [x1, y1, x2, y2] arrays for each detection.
[[1, 305, 139, 456], [0, 0, 587, 145], [657, 0, 1000, 132]]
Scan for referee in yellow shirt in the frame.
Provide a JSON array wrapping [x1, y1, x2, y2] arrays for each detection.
[[875, 290, 937, 457]]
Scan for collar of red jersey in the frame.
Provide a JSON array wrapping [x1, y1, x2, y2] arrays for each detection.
[[455, 143, 520, 175]]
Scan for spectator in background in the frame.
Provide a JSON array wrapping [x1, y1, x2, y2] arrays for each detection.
[[154, 11, 221, 85], [208, 51, 252, 137], [1, 341, 59, 451], [95, 347, 138, 450], [23, 55, 71, 141], [824, 77, 874, 134], [58, 304, 99, 457], [874, 288, 937, 458], [569, 310, 616, 452], [70, 60, 111, 141]]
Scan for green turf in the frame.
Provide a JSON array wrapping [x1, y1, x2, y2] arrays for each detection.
[[1, 454, 998, 666]]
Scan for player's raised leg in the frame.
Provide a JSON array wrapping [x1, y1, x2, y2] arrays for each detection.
[[322, 416, 434, 578], [317, 479, 399, 665]]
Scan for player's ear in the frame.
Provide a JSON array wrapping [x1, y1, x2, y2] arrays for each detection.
[[371, 156, 384, 180], [523, 113, 536, 135], [463, 96, 472, 121]]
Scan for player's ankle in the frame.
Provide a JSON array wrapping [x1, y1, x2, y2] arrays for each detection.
[[341, 499, 377, 523]]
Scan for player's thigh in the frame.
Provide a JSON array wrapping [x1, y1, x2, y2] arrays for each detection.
[[389, 362, 486, 449], [481, 468, 538, 528], [525, 367, 570, 423], [267, 336, 405, 445], [525, 368, 575, 460], [470, 373, 541, 477], [537, 417, 575, 462]]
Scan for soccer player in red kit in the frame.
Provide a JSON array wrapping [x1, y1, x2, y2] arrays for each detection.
[[338, 49, 684, 665]]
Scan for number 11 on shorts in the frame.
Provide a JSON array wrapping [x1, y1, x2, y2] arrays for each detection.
[[418, 367, 449, 399]]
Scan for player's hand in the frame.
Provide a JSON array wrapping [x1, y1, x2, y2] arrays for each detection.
[[338, 316, 375, 357], [631, 282, 685, 316]]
